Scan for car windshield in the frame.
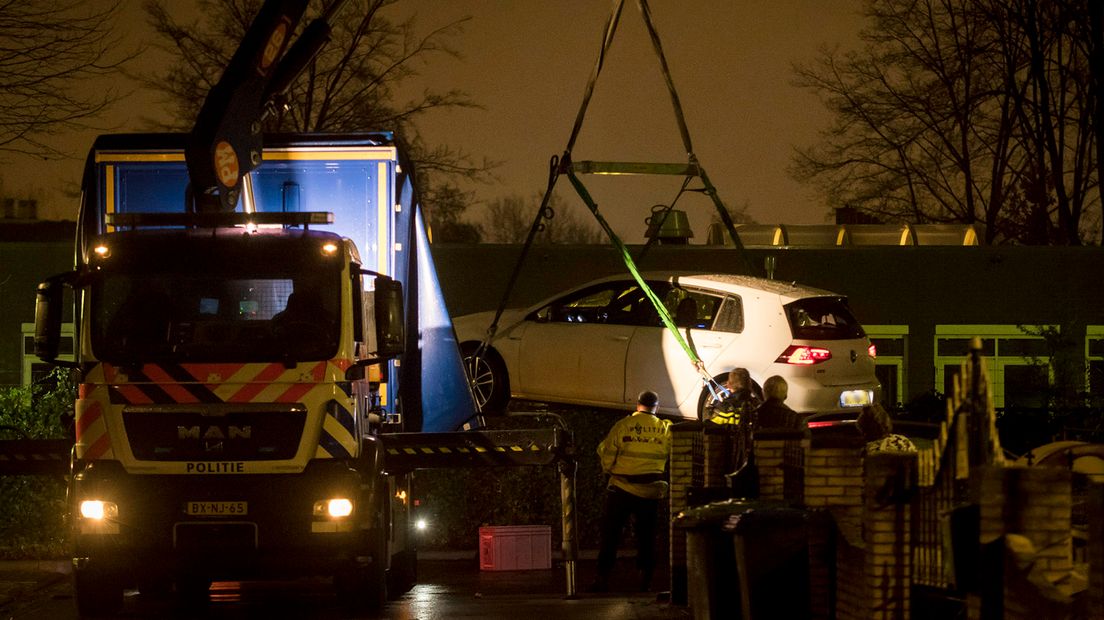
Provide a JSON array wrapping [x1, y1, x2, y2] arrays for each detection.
[[90, 235, 342, 364], [785, 297, 865, 340]]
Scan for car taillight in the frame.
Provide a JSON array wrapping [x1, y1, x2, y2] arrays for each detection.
[[868, 343, 877, 358], [776, 345, 832, 365]]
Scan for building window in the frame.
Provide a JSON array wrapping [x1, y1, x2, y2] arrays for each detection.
[[1087, 327, 1104, 405], [20, 323, 74, 386], [934, 325, 1053, 410], [865, 325, 908, 407]]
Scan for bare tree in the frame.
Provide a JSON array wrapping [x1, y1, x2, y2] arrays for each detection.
[[422, 183, 480, 243], [143, 0, 496, 204], [708, 198, 756, 226], [480, 193, 605, 244], [0, 1, 136, 159], [792, 0, 1100, 244]]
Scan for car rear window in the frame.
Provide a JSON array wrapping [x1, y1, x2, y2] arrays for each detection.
[[785, 297, 866, 340]]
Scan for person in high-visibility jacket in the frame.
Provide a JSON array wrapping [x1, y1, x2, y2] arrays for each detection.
[[590, 390, 671, 593], [704, 367, 761, 426]]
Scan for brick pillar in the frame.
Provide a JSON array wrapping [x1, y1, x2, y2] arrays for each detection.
[[805, 446, 864, 544], [862, 452, 917, 620], [970, 465, 1073, 620], [1089, 483, 1104, 620], [668, 421, 703, 606], [753, 429, 806, 502], [805, 436, 863, 620], [703, 424, 739, 487]]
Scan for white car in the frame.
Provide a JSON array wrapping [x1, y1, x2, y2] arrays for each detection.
[[452, 272, 881, 420]]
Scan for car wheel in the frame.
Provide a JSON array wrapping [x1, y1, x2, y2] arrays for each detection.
[[697, 375, 762, 421], [460, 342, 510, 414], [697, 374, 730, 422]]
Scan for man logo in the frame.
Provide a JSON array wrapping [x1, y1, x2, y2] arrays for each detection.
[[177, 425, 253, 441], [178, 425, 252, 454]]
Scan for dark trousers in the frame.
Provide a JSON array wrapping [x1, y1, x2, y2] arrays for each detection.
[[595, 486, 659, 582]]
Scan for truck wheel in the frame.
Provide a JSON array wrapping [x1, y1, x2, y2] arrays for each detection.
[[73, 567, 124, 617], [387, 547, 417, 598], [460, 342, 510, 414], [335, 530, 387, 610]]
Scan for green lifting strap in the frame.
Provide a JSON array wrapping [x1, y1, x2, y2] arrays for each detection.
[[563, 166, 709, 380], [477, 0, 747, 400]]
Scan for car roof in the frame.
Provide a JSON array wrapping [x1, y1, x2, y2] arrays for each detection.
[[574, 270, 843, 303]]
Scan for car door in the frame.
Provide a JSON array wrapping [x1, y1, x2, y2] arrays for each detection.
[[516, 281, 636, 403], [625, 288, 741, 413]]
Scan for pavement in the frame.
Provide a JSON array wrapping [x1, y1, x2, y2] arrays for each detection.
[[0, 560, 70, 609], [0, 556, 692, 619]]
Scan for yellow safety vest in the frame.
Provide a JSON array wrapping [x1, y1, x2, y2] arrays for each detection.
[[708, 410, 741, 425], [597, 411, 671, 499]]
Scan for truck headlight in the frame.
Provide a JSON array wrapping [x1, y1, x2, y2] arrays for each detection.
[[313, 498, 353, 518], [79, 500, 118, 521]]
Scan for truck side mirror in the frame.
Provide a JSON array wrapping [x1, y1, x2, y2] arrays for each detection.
[[373, 275, 404, 359], [35, 272, 76, 363]]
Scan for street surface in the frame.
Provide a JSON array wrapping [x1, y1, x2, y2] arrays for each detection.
[[0, 558, 691, 619]]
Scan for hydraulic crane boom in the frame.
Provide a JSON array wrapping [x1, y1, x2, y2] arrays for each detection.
[[185, 0, 348, 213]]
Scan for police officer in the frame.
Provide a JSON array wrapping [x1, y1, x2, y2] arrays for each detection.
[[704, 367, 761, 426], [590, 390, 671, 593]]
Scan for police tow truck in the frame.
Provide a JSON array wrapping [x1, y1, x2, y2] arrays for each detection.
[[29, 1, 578, 616]]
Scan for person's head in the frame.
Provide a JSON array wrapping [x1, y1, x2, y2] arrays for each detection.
[[725, 368, 750, 392], [636, 390, 659, 414], [763, 375, 788, 402], [856, 403, 892, 442]]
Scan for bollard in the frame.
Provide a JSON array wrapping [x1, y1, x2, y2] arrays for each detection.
[[559, 458, 579, 598]]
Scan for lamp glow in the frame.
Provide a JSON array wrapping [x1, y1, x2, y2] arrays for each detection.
[[79, 500, 117, 520], [328, 499, 353, 518]]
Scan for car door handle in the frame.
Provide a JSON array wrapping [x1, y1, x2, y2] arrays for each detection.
[[612, 335, 630, 341]]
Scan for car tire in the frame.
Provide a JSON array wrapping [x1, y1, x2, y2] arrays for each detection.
[[697, 375, 762, 421], [460, 342, 510, 414]]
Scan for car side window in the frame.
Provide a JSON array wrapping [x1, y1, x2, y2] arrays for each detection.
[[603, 281, 671, 326], [531, 282, 633, 323], [712, 295, 744, 333], [662, 287, 722, 329]]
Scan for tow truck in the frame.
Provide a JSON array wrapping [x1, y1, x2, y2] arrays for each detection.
[[27, 1, 580, 616]]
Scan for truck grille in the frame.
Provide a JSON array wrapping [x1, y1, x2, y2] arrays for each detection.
[[123, 408, 305, 461]]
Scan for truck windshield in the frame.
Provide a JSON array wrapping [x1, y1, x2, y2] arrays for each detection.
[[90, 236, 342, 364]]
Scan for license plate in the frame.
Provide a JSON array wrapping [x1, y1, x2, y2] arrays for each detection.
[[839, 389, 872, 407], [186, 501, 247, 516]]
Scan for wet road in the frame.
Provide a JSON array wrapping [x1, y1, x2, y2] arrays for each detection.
[[1, 558, 691, 619]]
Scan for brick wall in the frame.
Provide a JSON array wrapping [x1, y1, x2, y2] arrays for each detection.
[[752, 428, 805, 502], [805, 446, 864, 545], [668, 422, 702, 605], [971, 465, 1074, 619], [1089, 483, 1104, 620], [862, 452, 916, 620]]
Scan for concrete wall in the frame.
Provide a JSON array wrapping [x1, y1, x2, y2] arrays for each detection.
[[7, 238, 1104, 395], [0, 240, 73, 386], [432, 244, 1104, 403]]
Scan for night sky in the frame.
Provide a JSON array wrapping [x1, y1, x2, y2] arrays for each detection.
[[6, 1, 863, 240]]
